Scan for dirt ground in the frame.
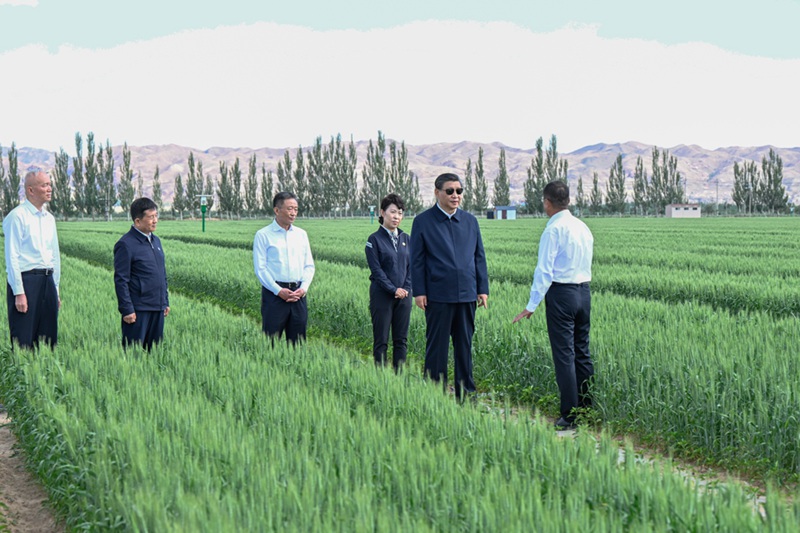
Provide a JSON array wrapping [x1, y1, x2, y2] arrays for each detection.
[[0, 411, 62, 533]]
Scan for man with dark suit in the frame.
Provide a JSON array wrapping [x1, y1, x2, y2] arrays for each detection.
[[410, 173, 489, 401], [513, 181, 594, 431], [114, 197, 170, 351], [3, 170, 61, 350]]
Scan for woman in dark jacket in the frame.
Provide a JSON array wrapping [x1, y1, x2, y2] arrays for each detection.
[[365, 193, 412, 371]]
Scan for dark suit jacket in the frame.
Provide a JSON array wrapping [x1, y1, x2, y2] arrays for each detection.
[[114, 227, 169, 316], [410, 206, 489, 303], [365, 227, 412, 296]]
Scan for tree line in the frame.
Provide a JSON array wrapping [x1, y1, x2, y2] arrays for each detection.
[[0, 135, 793, 219]]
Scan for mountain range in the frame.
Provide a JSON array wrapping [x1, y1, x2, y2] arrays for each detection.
[[5, 141, 799, 206]]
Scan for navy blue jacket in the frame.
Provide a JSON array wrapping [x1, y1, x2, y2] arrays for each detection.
[[113, 227, 169, 316], [365, 227, 412, 296], [410, 206, 489, 303]]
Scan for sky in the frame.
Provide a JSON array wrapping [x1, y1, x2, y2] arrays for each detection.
[[1, 0, 798, 153]]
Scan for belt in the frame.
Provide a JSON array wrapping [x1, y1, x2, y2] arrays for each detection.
[[551, 281, 590, 287], [276, 281, 302, 290], [23, 268, 55, 276]]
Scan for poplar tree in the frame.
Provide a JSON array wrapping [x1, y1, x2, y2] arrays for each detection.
[[97, 141, 116, 220], [50, 147, 74, 219], [760, 148, 788, 213], [359, 131, 388, 212], [293, 147, 306, 211], [589, 171, 603, 215], [276, 150, 293, 194], [152, 166, 163, 211], [118, 143, 135, 211], [244, 154, 259, 217], [605, 154, 627, 214], [186, 153, 202, 218], [492, 148, 510, 207], [84, 133, 99, 219], [2, 142, 21, 215], [545, 134, 568, 183], [575, 176, 587, 215], [172, 173, 185, 219], [231, 157, 243, 218], [462, 158, 474, 212], [388, 140, 421, 213], [632, 156, 649, 215], [306, 137, 326, 215], [524, 137, 546, 215], [473, 146, 488, 213], [260, 163, 273, 215], [72, 133, 86, 217], [732, 160, 759, 214], [217, 160, 234, 218]]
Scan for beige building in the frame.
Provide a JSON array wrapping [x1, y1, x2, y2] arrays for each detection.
[[666, 204, 701, 218]]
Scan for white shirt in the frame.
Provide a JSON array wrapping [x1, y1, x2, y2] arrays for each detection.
[[253, 219, 315, 295], [525, 209, 593, 312], [3, 199, 61, 295]]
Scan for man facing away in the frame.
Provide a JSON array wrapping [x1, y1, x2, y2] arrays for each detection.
[[410, 172, 489, 401], [113, 197, 170, 351], [513, 180, 594, 430], [253, 192, 315, 345], [3, 170, 61, 350]]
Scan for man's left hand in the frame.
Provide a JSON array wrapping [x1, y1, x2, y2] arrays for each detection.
[[477, 294, 488, 308], [164, 306, 170, 317]]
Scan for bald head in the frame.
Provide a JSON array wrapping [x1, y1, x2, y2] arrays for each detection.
[[24, 171, 52, 209]]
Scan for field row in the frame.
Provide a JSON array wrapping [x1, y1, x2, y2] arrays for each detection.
[[3, 257, 793, 530], [54, 225, 800, 482]]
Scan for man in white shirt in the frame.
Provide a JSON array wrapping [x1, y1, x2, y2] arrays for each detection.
[[513, 180, 594, 430], [3, 170, 61, 349], [253, 192, 315, 344]]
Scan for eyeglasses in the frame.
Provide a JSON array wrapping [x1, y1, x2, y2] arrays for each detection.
[[440, 187, 464, 196]]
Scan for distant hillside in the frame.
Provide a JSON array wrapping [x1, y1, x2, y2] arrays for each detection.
[[3, 141, 798, 206]]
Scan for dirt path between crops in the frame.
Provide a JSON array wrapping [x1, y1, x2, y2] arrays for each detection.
[[0, 411, 63, 533]]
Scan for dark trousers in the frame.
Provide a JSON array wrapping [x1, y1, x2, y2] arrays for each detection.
[[7, 272, 59, 350], [545, 282, 593, 421], [261, 287, 308, 345], [424, 301, 476, 398], [369, 286, 412, 371], [122, 310, 165, 351]]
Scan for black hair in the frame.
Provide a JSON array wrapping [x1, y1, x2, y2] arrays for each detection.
[[273, 191, 298, 209], [378, 193, 406, 224], [130, 197, 158, 221], [434, 172, 463, 190], [543, 180, 570, 209]]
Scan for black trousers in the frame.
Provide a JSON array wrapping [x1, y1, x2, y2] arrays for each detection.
[[7, 271, 59, 350], [369, 286, 412, 370], [261, 287, 307, 344], [545, 282, 593, 421], [424, 301, 476, 398], [122, 310, 165, 351]]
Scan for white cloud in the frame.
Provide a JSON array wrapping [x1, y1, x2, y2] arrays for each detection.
[[1, 20, 798, 153], [0, 0, 38, 6]]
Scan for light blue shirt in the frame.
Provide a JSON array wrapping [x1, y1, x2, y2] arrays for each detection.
[[253, 219, 315, 295], [3, 199, 61, 295], [526, 209, 593, 312]]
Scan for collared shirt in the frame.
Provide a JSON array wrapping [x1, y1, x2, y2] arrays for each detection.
[[3, 199, 61, 295], [253, 219, 315, 295], [436, 202, 456, 219], [526, 209, 593, 312]]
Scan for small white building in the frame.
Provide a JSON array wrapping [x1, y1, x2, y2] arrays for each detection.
[[666, 204, 701, 218], [493, 206, 517, 220]]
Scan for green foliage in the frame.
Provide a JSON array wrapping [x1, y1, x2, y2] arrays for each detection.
[[152, 165, 163, 211], [1, 250, 796, 530], [605, 154, 626, 214], [473, 147, 488, 213], [50, 147, 74, 219], [492, 148, 510, 207]]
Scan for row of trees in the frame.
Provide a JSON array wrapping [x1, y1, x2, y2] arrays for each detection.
[[0, 135, 793, 219], [731, 148, 789, 214], [573, 147, 688, 216]]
